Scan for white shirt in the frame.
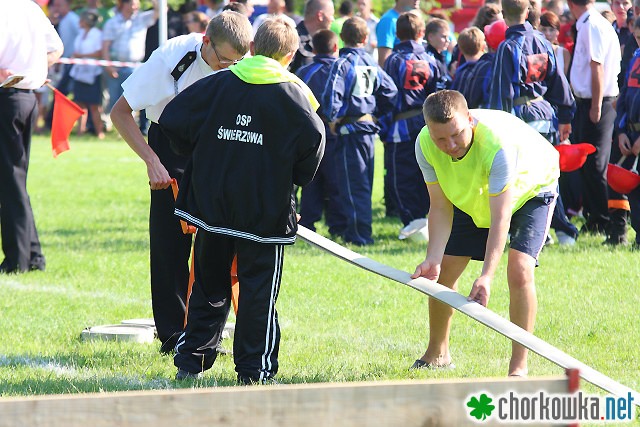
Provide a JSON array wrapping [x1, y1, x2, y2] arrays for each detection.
[[569, 8, 621, 98], [70, 27, 103, 84], [103, 10, 156, 62], [122, 33, 215, 123], [0, 0, 63, 89]]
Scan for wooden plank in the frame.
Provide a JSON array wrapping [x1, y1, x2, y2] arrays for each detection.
[[0, 377, 570, 427], [295, 226, 640, 406]]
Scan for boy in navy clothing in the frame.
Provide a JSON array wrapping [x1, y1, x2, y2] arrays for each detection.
[[488, 0, 578, 245], [611, 19, 640, 246], [322, 16, 398, 245], [424, 18, 453, 91], [381, 12, 439, 240], [296, 29, 347, 236], [451, 26, 493, 109]]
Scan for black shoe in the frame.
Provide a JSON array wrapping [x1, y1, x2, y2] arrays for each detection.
[[159, 332, 182, 355], [29, 254, 46, 272], [236, 374, 278, 386], [175, 368, 203, 381], [0, 260, 17, 274], [603, 234, 628, 246]]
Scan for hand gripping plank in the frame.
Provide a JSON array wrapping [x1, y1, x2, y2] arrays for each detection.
[[296, 225, 640, 406]]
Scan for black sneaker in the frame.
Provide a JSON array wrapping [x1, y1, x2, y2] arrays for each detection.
[[159, 332, 182, 355], [175, 369, 203, 381], [236, 374, 278, 386], [603, 234, 629, 246]]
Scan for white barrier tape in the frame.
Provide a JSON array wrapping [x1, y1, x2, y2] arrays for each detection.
[[296, 225, 640, 405], [56, 57, 141, 68]]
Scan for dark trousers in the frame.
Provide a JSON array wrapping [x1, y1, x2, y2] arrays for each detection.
[[299, 136, 346, 236], [148, 123, 192, 343], [174, 232, 283, 381], [550, 184, 579, 237], [385, 141, 429, 226], [572, 97, 616, 228], [335, 132, 375, 245], [0, 90, 44, 272]]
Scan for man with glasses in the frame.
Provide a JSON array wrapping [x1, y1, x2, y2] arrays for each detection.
[[110, 11, 253, 354]]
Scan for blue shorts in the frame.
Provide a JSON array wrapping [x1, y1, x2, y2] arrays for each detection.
[[445, 192, 557, 262]]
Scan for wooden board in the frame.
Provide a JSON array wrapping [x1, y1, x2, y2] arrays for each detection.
[[296, 226, 640, 406], [0, 377, 571, 427]]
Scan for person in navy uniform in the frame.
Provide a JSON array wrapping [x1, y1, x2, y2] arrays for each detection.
[[322, 16, 398, 245], [380, 12, 439, 240], [451, 26, 492, 109], [295, 29, 347, 237], [610, 18, 640, 245], [489, 0, 578, 245]]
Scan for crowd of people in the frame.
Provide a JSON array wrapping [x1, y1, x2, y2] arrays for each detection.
[[3, 0, 640, 382]]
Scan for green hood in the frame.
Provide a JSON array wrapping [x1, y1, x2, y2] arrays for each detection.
[[230, 55, 319, 111]]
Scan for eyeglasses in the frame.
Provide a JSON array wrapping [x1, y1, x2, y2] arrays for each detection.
[[211, 42, 243, 65]]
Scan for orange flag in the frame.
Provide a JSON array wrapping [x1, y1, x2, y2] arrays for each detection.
[[49, 85, 84, 157]]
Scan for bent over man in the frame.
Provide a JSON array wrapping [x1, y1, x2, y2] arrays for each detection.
[[411, 90, 559, 377]]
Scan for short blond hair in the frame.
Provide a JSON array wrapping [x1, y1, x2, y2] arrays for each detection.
[[206, 11, 253, 55], [253, 17, 299, 61], [423, 90, 469, 124]]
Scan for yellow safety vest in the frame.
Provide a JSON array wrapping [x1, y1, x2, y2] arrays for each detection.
[[418, 109, 559, 228]]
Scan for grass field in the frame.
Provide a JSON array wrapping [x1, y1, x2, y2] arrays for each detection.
[[0, 134, 638, 413]]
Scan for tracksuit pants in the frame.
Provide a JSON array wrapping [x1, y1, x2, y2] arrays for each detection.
[[385, 140, 429, 226], [174, 232, 283, 381], [0, 89, 44, 272], [299, 135, 347, 236], [335, 132, 375, 245], [148, 123, 193, 344]]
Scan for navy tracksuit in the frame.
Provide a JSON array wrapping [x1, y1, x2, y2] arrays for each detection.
[[612, 48, 640, 244], [322, 47, 398, 245], [425, 44, 452, 91], [451, 52, 494, 109], [489, 22, 577, 239], [380, 40, 438, 226], [296, 55, 347, 236]]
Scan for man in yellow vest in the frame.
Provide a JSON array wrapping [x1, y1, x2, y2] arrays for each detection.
[[411, 90, 559, 377]]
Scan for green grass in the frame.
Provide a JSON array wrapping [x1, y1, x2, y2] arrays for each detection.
[[1, 133, 639, 412]]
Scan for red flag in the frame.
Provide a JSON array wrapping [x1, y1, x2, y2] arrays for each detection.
[[50, 85, 84, 157]]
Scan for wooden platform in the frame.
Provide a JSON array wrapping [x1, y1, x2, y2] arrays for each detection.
[[0, 376, 574, 427]]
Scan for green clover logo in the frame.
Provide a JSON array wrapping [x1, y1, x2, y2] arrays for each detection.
[[466, 393, 495, 421]]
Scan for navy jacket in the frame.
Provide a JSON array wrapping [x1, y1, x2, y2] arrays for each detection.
[[380, 40, 439, 143], [489, 22, 574, 125], [321, 47, 398, 135], [159, 69, 325, 244], [452, 53, 494, 109], [296, 54, 337, 144]]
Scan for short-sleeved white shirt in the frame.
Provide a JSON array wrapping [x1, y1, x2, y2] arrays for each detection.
[[122, 33, 215, 123], [569, 8, 621, 98], [0, 0, 64, 89], [103, 10, 156, 62]]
